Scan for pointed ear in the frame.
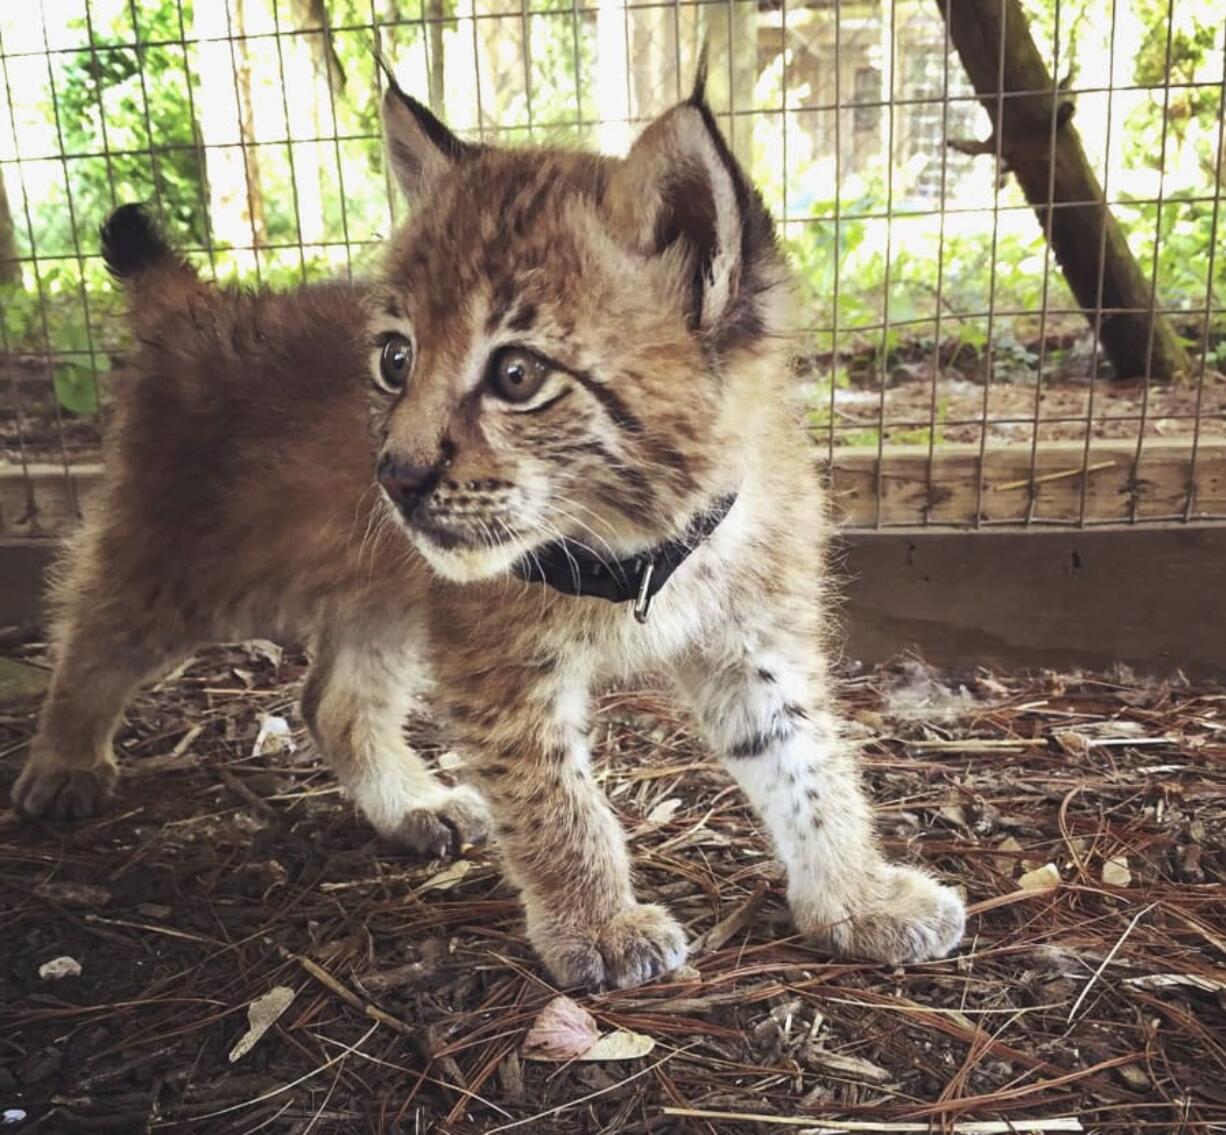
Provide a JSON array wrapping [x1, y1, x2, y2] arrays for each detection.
[[381, 82, 478, 204], [604, 88, 748, 331]]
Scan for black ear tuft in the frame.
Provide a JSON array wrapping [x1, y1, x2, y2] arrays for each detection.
[[384, 80, 475, 166], [688, 43, 710, 108], [100, 203, 172, 279]]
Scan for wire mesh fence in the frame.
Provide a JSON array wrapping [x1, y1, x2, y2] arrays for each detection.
[[0, 0, 1223, 537]]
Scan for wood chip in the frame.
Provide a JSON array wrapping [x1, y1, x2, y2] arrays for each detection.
[[1018, 862, 1061, 891], [1101, 855, 1131, 887]]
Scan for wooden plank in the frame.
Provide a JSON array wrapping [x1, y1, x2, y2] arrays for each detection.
[[841, 524, 1226, 679], [5, 527, 1223, 678], [826, 439, 1226, 526], [0, 538, 55, 626], [0, 464, 90, 537], [5, 440, 1226, 534]]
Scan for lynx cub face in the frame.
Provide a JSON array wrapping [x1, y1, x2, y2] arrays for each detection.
[[368, 85, 784, 584], [13, 77, 965, 992]]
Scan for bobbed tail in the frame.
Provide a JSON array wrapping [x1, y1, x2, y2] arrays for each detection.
[[100, 203, 182, 279], [99, 204, 202, 329]]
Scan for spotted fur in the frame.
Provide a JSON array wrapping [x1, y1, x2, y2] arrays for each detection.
[[14, 86, 964, 988]]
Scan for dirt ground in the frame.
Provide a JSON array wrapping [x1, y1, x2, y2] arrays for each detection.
[[1, 639, 1224, 1134]]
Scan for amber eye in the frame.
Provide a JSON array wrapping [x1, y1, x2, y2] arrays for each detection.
[[376, 333, 413, 393], [488, 347, 549, 404]]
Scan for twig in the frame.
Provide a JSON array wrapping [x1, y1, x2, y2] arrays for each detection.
[[295, 955, 416, 1038], [150, 1021, 380, 1126], [692, 881, 770, 955], [992, 460, 1115, 492], [660, 1110, 1083, 1132], [1067, 902, 1156, 1022]]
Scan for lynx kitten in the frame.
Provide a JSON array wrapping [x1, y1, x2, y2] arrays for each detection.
[[14, 74, 965, 988]]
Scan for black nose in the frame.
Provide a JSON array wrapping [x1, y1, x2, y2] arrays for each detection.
[[377, 455, 439, 511]]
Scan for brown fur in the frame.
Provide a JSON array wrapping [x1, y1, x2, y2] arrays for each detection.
[[14, 87, 964, 988]]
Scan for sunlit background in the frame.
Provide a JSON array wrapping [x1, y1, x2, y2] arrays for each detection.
[[0, 0, 1222, 456]]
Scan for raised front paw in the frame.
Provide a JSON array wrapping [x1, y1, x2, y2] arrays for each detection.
[[13, 761, 117, 821], [387, 784, 491, 859], [798, 865, 965, 966], [533, 904, 688, 990]]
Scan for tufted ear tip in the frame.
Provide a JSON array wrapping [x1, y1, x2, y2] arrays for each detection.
[[689, 43, 710, 109], [380, 67, 479, 204]]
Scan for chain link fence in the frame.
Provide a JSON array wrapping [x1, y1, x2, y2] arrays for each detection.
[[0, 0, 1223, 537]]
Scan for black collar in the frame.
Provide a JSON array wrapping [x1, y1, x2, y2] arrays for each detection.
[[512, 494, 738, 623]]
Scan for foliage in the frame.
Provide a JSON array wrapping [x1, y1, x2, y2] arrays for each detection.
[[0, 0, 1222, 423]]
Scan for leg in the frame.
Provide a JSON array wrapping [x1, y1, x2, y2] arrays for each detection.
[[437, 665, 685, 989], [302, 631, 488, 858], [14, 606, 188, 820], [675, 637, 965, 965]]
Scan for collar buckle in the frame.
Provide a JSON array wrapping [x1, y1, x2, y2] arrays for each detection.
[[632, 558, 656, 624]]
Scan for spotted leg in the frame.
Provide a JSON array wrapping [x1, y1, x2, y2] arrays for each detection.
[[436, 660, 686, 990], [675, 636, 965, 965]]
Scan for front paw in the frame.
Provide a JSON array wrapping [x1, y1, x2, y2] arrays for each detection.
[[388, 784, 491, 859], [533, 904, 688, 990], [13, 761, 118, 821], [798, 865, 965, 965]]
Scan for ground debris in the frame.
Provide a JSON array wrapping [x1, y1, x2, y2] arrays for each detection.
[[1, 648, 1223, 1130]]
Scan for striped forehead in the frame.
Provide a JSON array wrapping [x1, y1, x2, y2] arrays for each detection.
[[389, 151, 607, 322]]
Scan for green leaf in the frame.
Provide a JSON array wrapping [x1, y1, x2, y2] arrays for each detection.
[[53, 361, 102, 416]]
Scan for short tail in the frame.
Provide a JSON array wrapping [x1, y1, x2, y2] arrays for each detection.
[[99, 204, 202, 334], [100, 203, 182, 280]]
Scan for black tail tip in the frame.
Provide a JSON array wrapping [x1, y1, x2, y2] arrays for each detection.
[[100, 203, 170, 279]]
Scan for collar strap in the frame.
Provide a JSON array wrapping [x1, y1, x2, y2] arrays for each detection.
[[513, 493, 738, 624]]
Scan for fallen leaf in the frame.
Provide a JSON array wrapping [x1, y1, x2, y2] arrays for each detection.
[[1102, 855, 1132, 887], [522, 995, 599, 1061], [646, 797, 682, 824], [578, 1029, 655, 1061], [229, 986, 296, 1062], [1018, 863, 1061, 891], [1124, 973, 1226, 994], [1054, 730, 1090, 758], [421, 859, 473, 891], [806, 1046, 894, 1084], [242, 638, 284, 669], [252, 714, 296, 758], [1117, 1063, 1150, 1090], [38, 956, 82, 980]]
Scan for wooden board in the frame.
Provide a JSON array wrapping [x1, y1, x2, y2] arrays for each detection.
[[826, 438, 1226, 526], [840, 524, 1226, 679], [6, 439, 1224, 535], [6, 525, 1225, 678]]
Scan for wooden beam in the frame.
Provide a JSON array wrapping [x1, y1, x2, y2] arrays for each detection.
[[4, 440, 1225, 535], [826, 439, 1225, 527], [6, 526, 1223, 678], [841, 524, 1226, 679]]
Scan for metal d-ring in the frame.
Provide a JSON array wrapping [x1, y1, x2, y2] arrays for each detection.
[[632, 559, 656, 624]]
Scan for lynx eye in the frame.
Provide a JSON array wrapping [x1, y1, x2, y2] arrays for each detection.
[[488, 347, 549, 404], [376, 333, 413, 393]]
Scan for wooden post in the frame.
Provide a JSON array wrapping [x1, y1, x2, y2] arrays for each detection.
[[935, 0, 1191, 382]]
